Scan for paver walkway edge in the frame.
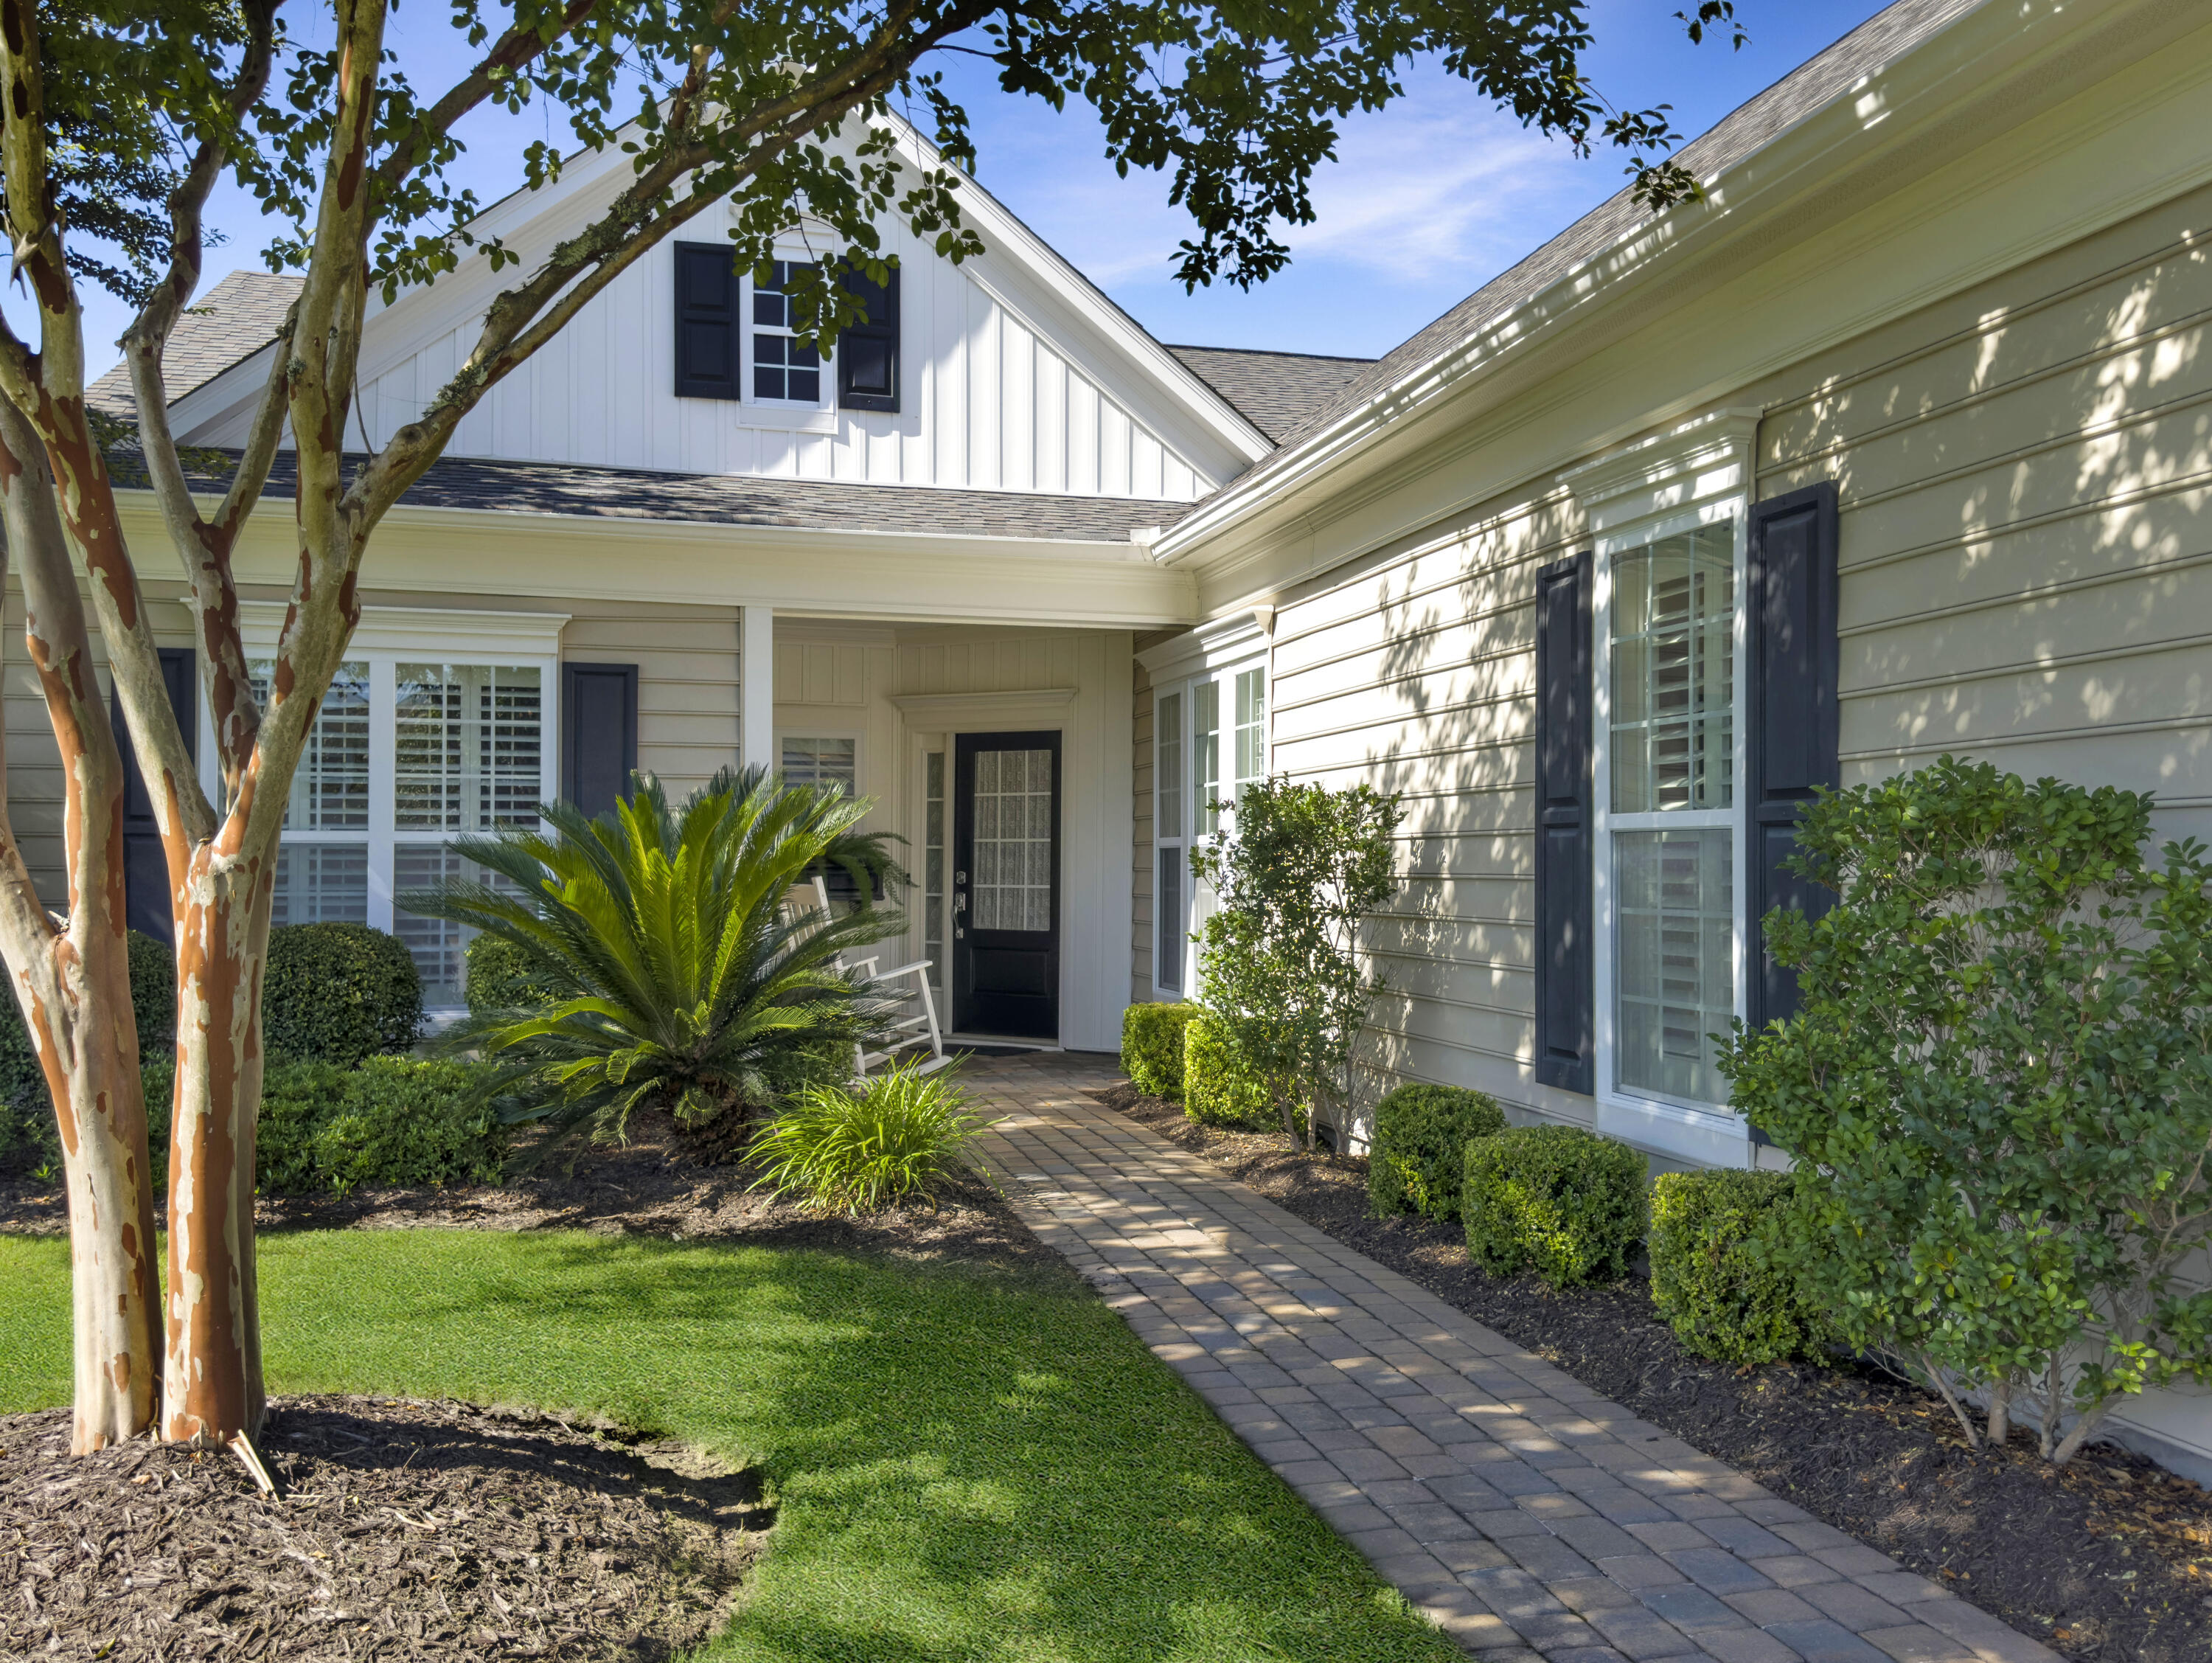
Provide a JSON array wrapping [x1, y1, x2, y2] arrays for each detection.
[[965, 1053, 2062, 1663]]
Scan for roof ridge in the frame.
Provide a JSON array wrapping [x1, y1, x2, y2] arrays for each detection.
[[1166, 344, 1380, 364]]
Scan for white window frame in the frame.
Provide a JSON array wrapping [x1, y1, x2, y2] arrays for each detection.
[[212, 604, 566, 1007], [1148, 653, 1267, 1001], [1590, 499, 1749, 1157], [745, 251, 835, 415], [776, 731, 861, 794]]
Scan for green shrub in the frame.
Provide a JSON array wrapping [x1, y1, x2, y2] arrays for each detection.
[[1121, 1001, 1203, 1100], [1183, 1013, 1276, 1129], [0, 928, 173, 1180], [465, 931, 552, 1018], [263, 923, 423, 1066], [1649, 1169, 1826, 1364], [1366, 1082, 1506, 1221], [1463, 1124, 1647, 1289], [748, 1058, 989, 1214]]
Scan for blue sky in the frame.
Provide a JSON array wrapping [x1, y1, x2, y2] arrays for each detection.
[[73, 0, 1894, 378]]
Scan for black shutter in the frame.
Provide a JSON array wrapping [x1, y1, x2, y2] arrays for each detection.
[[562, 662, 639, 821], [1746, 481, 1841, 1033], [114, 648, 195, 944], [1532, 552, 1594, 1094], [836, 260, 900, 413], [672, 242, 741, 400]]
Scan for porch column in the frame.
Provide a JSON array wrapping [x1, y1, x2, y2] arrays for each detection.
[[740, 605, 774, 773]]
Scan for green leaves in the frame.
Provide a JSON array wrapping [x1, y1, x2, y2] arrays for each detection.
[[405, 765, 905, 1165], [1716, 757, 2212, 1462], [1189, 776, 1404, 1148], [747, 1056, 993, 1214]]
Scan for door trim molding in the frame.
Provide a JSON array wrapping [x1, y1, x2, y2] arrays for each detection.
[[888, 687, 1077, 723]]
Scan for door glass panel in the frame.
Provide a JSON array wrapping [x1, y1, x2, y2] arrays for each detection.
[[1614, 827, 1733, 1107], [925, 750, 945, 997], [1610, 528, 1733, 813], [972, 747, 1052, 931], [1156, 690, 1182, 844]]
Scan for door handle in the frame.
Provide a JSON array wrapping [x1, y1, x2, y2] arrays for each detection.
[[953, 893, 967, 914]]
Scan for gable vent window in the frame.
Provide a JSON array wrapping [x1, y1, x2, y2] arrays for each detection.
[[752, 260, 822, 403]]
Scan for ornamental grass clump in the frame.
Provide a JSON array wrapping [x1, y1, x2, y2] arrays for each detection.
[[1718, 757, 2212, 1464], [748, 1059, 992, 1214]]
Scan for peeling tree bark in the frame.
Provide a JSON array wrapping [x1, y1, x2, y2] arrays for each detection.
[[0, 397, 160, 1452]]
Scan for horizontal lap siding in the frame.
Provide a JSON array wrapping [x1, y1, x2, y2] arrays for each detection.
[[1265, 493, 1586, 1139], [1753, 177, 2212, 842]]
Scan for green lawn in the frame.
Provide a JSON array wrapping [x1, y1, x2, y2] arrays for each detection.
[[0, 1229, 1458, 1662]]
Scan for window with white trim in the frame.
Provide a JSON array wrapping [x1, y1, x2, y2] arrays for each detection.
[[239, 650, 554, 1008], [751, 260, 824, 404], [781, 735, 857, 793], [1595, 516, 1746, 1114], [1151, 660, 1265, 999]]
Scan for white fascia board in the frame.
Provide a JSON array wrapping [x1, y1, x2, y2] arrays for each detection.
[[1150, 0, 2166, 570], [113, 490, 1198, 629]]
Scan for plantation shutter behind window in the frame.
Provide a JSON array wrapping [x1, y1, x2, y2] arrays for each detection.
[[562, 662, 639, 822], [836, 262, 900, 413], [672, 243, 741, 400], [1532, 552, 1594, 1094], [1746, 481, 1841, 1033], [114, 648, 197, 944]]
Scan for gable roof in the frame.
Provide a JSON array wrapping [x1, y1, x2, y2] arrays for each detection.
[[86, 270, 302, 420], [1166, 346, 1375, 444], [1178, 0, 1987, 520]]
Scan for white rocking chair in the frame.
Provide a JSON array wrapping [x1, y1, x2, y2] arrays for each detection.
[[785, 875, 950, 1088]]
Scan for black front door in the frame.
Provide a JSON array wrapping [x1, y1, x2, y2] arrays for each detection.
[[953, 732, 1061, 1039]]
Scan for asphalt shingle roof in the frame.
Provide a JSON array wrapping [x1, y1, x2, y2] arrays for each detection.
[[146, 448, 1190, 544], [1165, 346, 1375, 444], [87, 271, 303, 420]]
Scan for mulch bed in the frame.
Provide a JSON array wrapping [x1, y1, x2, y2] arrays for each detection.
[[1095, 1080, 2212, 1663], [1, 1395, 769, 1661], [0, 1100, 1061, 1274]]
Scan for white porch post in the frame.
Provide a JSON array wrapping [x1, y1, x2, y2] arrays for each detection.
[[740, 605, 775, 772]]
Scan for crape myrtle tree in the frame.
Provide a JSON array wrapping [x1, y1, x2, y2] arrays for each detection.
[[1, 0, 1740, 1457]]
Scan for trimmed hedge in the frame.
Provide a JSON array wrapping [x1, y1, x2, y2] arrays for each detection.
[[263, 923, 423, 1065], [1121, 1001, 1203, 1100], [1366, 1083, 1506, 1221], [1649, 1168, 1826, 1364], [1183, 1013, 1276, 1129], [1464, 1124, 1648, 1289], [147, 1054, 504, 1195], [465, 932, 552, 1018], [0, 929, 173, 1178]]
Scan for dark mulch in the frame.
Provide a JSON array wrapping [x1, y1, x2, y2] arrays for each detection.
[[0, 1101, 1060, 1272], [0, 1395, 769, 1662], [1096, 1080, 2212, 1663]]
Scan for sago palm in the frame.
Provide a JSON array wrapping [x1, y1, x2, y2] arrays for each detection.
[[405, 769, 905, 1159]]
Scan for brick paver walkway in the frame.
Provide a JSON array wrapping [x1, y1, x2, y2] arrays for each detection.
[[964, 1052, 2057, 1663]]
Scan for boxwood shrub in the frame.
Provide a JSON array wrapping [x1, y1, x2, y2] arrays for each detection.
[[263, 922, 423, 1065], [1649, 1168, 1826, 1364], [1464, 1124, 1648, 1288], [0, 928, 173, 1178], [145, 1054, 503, 1195], [1121, 1001, 1203, 1100], [1366, 1082, 1507, 1221], [465, 932, 554, 1017], [1183, 1013, 1276, 1129]]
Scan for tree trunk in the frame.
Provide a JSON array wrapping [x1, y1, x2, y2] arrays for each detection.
[[44, 939, 162, 1453], [161, 855, 273, 1445]]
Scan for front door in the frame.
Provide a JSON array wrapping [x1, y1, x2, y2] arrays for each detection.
[[952, 732, 1061, 1039]]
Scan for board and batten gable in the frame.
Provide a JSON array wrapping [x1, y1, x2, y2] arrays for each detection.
[[168, 134, 1262, 502]]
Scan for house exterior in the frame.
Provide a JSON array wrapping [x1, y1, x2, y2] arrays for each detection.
[[40, 0, 2212, 1473]]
